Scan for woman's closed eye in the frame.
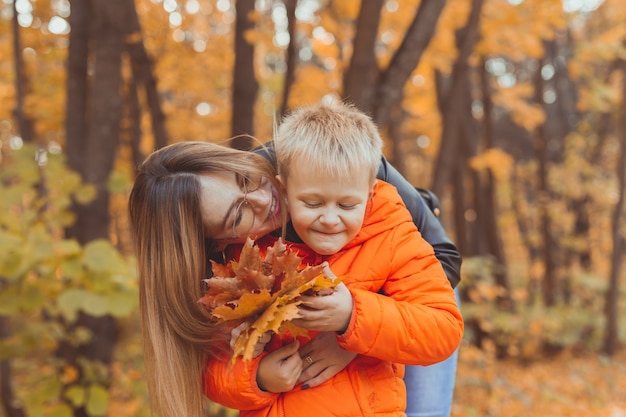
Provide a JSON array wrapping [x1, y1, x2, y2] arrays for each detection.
[[233, 201, 245, 226]]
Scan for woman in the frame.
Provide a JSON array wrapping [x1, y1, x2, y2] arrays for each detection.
[[128, 141, 461, 417]]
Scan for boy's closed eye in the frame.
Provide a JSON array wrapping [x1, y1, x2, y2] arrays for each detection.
[[302, 201, 357, 210]]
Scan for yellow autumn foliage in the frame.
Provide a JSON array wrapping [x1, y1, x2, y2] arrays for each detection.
[[469, 148, 514, 181], [478, 0, 565, 60], [492, 82, 546, 131]]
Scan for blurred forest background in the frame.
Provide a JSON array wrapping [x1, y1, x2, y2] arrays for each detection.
[[0, 0, 625, 416]]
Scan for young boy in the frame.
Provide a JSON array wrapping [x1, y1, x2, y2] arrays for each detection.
[[204, 100, 463, 416]]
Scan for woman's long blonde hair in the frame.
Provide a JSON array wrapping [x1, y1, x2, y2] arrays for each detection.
[[128, 141, 280, 417]]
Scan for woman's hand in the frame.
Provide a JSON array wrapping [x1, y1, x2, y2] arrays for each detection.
[[230, 321, 271, 358], [257, 341, 302, 393], [297, 332, 356, 389], [292, 282, 353, 333]]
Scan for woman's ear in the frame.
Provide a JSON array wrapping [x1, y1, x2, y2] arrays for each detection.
[[211, 240, 229, 253]]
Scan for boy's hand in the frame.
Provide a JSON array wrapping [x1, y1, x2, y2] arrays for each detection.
[[257, 341, 302, 393], [292, 282, 353, 333]]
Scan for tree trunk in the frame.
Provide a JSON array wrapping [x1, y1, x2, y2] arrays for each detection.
[[542, 38, 577, 303], [451, 153, 470, 256], [65, 0, 90, 176], [533, 57, 557, 307], [387, 100, 406, 172], [479, 59, 513, 309], [372, 0, 446, 128], [12, 0, 34, 143], [510, 168, 543, 303], [0, 316, 24, 417], [551, 34, 579, 134], [279, 0, 298, 119], [80, 0, 125, 240], [430, 0, 484, 198], [125, 72, 145, 174], [570, 61, 619, 270], [447, 71, 475, 257], [231, 0, 258, 149], [603, 58, 626, 355], [62, 0, 128, 415], [460, 76, 481, 257], [343, 0, 384, 115], [3, 8, 37, 415], [126, 0, 168, 152]]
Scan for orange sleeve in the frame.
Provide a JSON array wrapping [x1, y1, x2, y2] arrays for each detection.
[[338, 222, 463, 365]]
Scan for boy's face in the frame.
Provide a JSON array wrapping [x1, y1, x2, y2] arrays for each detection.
[[278, 162, 374, 256]]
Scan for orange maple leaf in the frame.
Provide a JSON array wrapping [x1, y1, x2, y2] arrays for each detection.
[[198, 237, 342, 361]]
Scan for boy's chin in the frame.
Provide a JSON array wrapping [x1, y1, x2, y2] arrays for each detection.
[[306, 241, 345, 256]]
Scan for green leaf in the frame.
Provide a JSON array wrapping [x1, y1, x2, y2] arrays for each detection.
[[71, 326, 94, 345], [18, 285, 46, 312], [0, 256, 22, 281], [83, 239, 126, 273], [107, 170, 132, 194], [0, 336, 26, 361], [56, 211, 76, 228], [39, 376, 63, 402], [64, 385, 86, 407], [54, 239, 82, 257], [81, 293, 109, 317], [86, 384, 109, 416], [74, 184, 97, 205], [58, 170, 82, 194], [58, 289, 112, 319], [60, 257, 85, 280], [47, 403, 73, 417], [107, 291, 138, 317], [57, 289, 89, 322], [0, 286, 20, 314], [0, 231, 23, 279]]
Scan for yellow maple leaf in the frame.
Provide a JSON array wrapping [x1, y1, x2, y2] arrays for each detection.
[[234, 300, 303, 361], [211, 289, 275, 321]]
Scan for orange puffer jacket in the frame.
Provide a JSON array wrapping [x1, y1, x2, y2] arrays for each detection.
[[204, 180, 464, 417]]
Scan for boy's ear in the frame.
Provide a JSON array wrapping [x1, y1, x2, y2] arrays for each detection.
[[368, 179, 377, 200], [276, 174, 286, 192]]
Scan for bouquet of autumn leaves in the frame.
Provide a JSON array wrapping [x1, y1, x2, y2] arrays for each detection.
[[198, 237, 342, 362]]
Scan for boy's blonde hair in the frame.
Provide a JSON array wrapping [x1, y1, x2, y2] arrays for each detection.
[[275, 101, 383, 184]]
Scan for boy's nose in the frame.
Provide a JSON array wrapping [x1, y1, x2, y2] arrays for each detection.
[[319, 208, 341, 225]]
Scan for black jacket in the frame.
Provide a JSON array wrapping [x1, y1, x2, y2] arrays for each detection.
[[376, 157, 461, 288], [255, 143, 462, 288]]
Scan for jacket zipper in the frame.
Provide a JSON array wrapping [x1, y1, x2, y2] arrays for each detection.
[[278, 395, 285, 417]]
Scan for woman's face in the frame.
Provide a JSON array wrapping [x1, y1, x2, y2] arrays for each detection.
[[198, 171, 283, 245]]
